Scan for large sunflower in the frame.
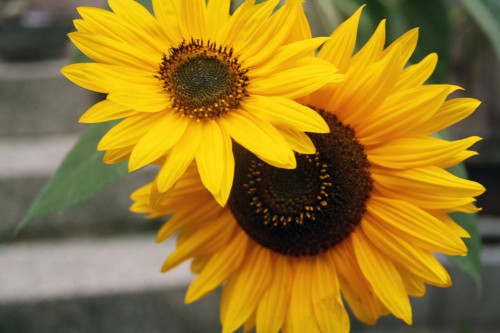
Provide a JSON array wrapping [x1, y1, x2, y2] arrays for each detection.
[[62, 0, 343, 205], [131, 6, 485, 333]]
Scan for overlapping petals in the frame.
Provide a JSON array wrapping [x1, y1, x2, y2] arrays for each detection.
[[128, 4, 484, 333], [62, 0, 343, 206]]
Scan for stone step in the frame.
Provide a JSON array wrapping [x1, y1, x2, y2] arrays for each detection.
[[0, 134, 159, 241], [0, 134, 77, 178], [0, 289, 221, 333], [0, 234, 187, 302], [0, 172, 161, 242], [0, 56, 98, 138], [0, 233, 499, 333], [0, 234, 221, 333]]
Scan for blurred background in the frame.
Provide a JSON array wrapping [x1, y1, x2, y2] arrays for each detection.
[[0, 0, 499, 332]]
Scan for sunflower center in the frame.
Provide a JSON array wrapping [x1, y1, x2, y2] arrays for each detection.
[[228, 110, 373, 256], [157, 39, 249, 119]]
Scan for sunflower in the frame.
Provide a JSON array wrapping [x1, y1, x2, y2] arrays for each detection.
[[131, 6, 485, 333], [61, 0, 344, 205]]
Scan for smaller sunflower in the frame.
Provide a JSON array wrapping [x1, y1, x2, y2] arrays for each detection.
[[62, 0, 343, 205], [131, 6, 485, 333]]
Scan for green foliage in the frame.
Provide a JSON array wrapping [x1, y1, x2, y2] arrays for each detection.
[[446, 162, 482, 291], [389, 0, 451, 81], [309, 0, 451, 81], [449, 211, 482, 291], [72, 50, 92, 64], [459, 0, 500, 61], [16, 122, 128, 234]]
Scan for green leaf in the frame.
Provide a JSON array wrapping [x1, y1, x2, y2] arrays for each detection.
[[72, 50, 92, 64], [16, 122, 128, 234], [446, 162, 482, 291], [396, 0, 451, 81], [305, 0, 345, 37], [448, 211, 482, 292], [324, 0, 451, 81], [459, 0, 500, 61]]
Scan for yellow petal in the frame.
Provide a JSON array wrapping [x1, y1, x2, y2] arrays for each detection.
[[250, 37, 329, 77], [419, 98, 481, 134], [219, 0, 276, 48], [372, 166, 485, 198], [179, 0, 207, 40], [242, 95, 329, 133], [284, 0, 312, 42], [395, 53, 438, 90], [103, 146, 133, 164], [367, 196, 467, 256], [329, 41, 404, 125], [311, 254, 350, 333], [162, 212, 235, 271], [352, 229, 413, 324], [248, 58, 343, 99], [383, 28, 419, 67], [185, 231, 248, 303], [367, 135, 481, 169], [129, 112, 188, 171], [98, 112, 163, 150], [277, 126, 316, 154], [129, 182, 152, 207], [213, 126, 235, 206], [156, 199, 221, 242], [62, 62, 159, 94], [156, 122, 202, 194], [256, 255, 292, 333], [108, 0, 169, 46], [428, 210, 470, 238], [61, 63, 107, 93], [243, 312, 256, 333], [191, 255, 210, 274], [254, 152, 296, 170], [206, 0, 231, 38], [331, 241, 386, 325], [79, 100, 137, 123], [76, 6, 166, 56], [195, 121, 226, 199], [348, 20, 386, 70], [362, 215, 452, 286], [286, 258, 322, 333], [152, 0, 181, 45], [157, 163, 204, 200], [398, 268, 427, 297], [239, 1, 299, 67], [221, 246, 272, 333], [107, 87, 171, 113], [357, 85, 449, 143], [68, 32, 158, 70], [319, 6, 363, 72], [220, 110, 296, 169], [374, 182, 479, 212]]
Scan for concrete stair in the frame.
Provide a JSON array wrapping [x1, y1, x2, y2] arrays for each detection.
[[0, 55, 162, 242], [0, 234, 222, 333], [0, 57, 91, 138]]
